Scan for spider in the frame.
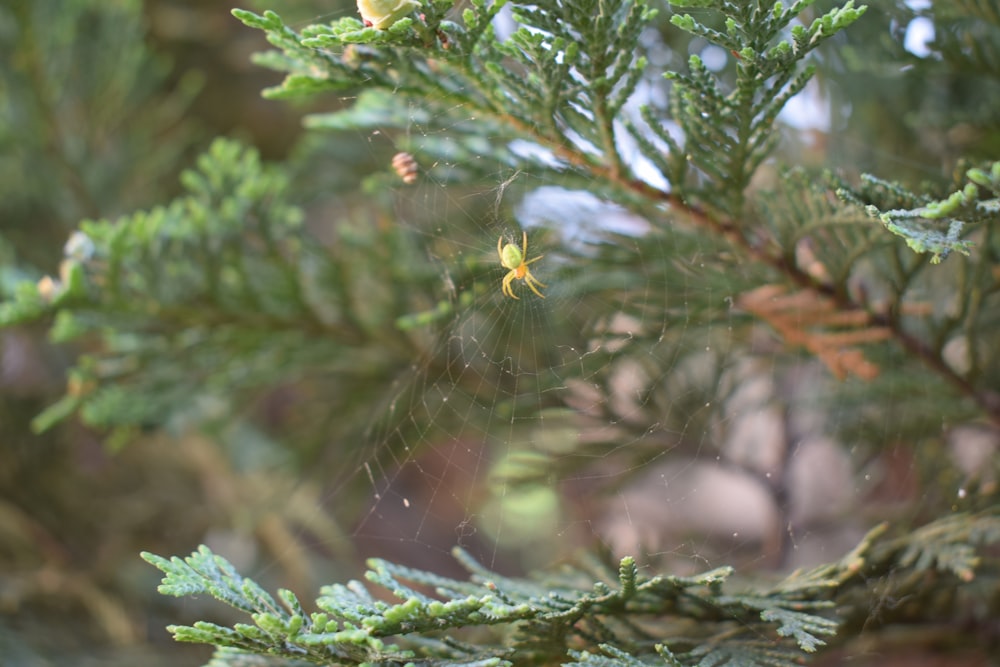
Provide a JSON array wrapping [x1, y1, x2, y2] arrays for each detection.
[[498, 231, 546, 299]]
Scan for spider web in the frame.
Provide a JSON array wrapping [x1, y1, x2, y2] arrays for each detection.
[[349, 176, 696, 574], [248, 3, 969, 598], [300, 115, 850, 582]]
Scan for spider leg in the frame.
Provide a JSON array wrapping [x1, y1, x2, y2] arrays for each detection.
[[525, 280, 545, 298], [502, 272, 519, 299], [524, 272, 546, 298]]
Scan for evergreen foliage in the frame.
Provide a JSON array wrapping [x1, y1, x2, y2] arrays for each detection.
[[3, 0, 1000, 664], [836, 162, 1000, 264], [144, 508, 1000, 666], [0, 136, 461, 456], [4, 139, 319, 434]]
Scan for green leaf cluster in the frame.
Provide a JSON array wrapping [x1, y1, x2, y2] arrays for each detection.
[[653, 0, 866, 215], [143, 508, 1000, 666], [837, 162, 1000, 264], [0, 138, 472, 448], [233, 0, 662, 189]]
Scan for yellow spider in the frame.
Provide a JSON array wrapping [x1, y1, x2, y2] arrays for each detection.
[[498, 231, 546, 299]]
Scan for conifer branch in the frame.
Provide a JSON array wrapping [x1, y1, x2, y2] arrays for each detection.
[[233, 0, 661, 196], [0, 138, 447, 437], [143, 508, 1000, 666], [662, 0, 867, 215]]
